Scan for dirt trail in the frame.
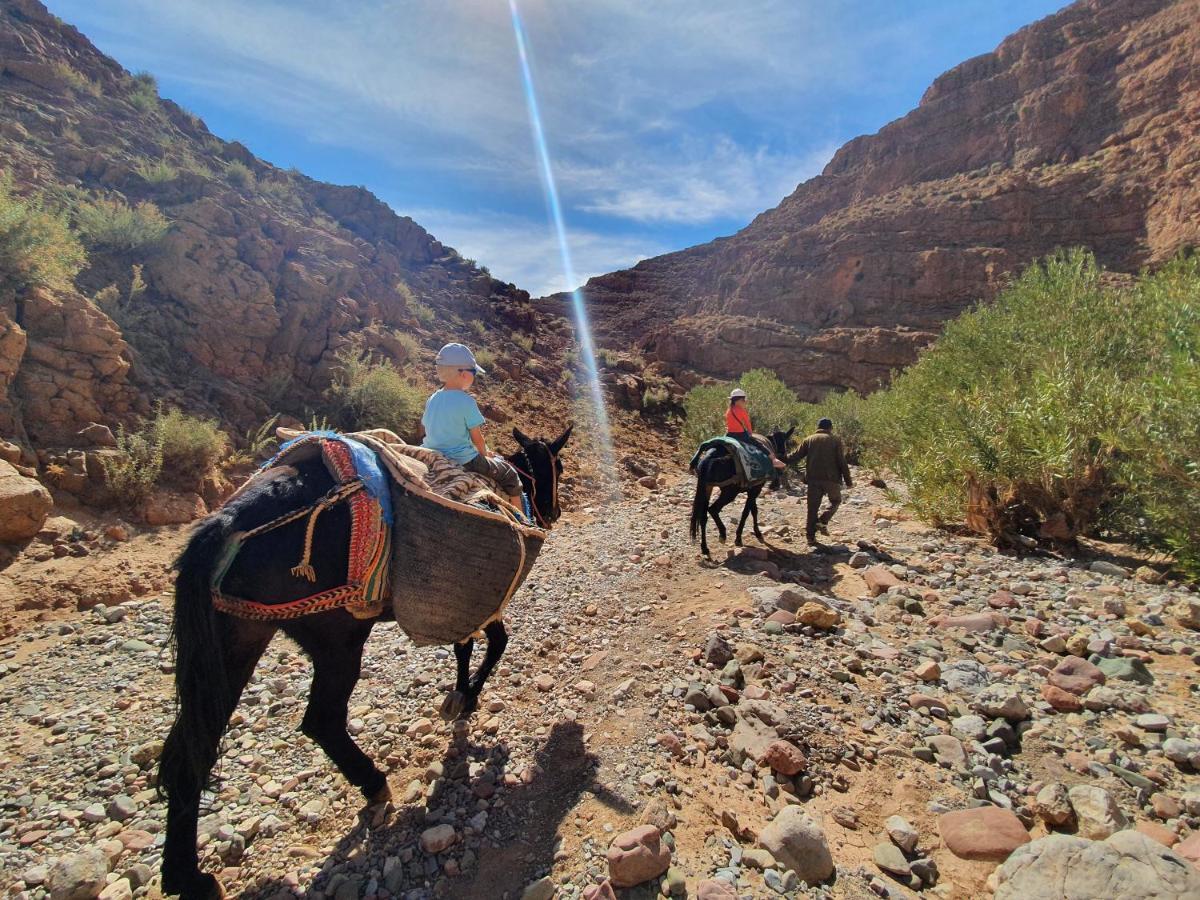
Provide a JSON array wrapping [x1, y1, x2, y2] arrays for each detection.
[[2, 469, 1198, 900]]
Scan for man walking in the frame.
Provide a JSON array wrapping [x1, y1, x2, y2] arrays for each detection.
[[794, 417, 853, 547]]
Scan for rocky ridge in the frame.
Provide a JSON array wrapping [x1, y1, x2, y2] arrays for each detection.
[[542, 0, 1200, 398]]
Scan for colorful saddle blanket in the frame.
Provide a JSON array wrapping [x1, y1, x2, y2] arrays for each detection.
[[690, 435, 775, 486]]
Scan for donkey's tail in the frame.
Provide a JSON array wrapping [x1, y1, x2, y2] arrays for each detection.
[[689, 467, 709, 542], [158, 513, 233, 804]]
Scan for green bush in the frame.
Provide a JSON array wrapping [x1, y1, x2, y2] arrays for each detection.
[[52, 61, 100, 96], [128, 71, 158, 111], [103, 422, 164, 505], [0, 175, 86, 298], [135, 159, 178, 184], [225, 160, 255, 189], [74, 197, 169, 251], [794, 390, 874, 462], [409, 297, 436, 327], [325, 343, 425, 435], [474, 347, 497, 371], [158, 407, 228, 486], [864, 249, 1200, 575], [680, 369, 799, 453]]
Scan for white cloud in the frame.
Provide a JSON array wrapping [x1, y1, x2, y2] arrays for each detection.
[[405, 207, 666, 298]]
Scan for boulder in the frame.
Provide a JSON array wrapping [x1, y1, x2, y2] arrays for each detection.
[[139, 490, 207, 526], [994, 831, 1200, 899], [937, 806, 1029, 861], [1047, 656, 1106, 695], [972, 685, 1032, 722], [758, 807, 834, 884], [46, 849, 109, 900], [796, 602, 841, 629], [863, 565, 901, 596], [762, 740, 808, 776], [1034, 782, 1075, 828], [0, 459, 52, 542], [606, 825, 671, 888]]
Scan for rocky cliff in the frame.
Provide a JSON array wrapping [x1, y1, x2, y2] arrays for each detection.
[[0, 0, 564, 450], [544, 0, 1200, 398]]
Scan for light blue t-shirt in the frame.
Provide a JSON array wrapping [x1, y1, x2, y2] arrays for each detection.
[[421, 389, 485, 465]]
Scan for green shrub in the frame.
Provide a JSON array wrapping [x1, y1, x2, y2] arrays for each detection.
[[394, 330, 421, 364], [474, 347, 497, 371], [136, 159, 178, 184], [513, 333, 535, 352], [103, 422, 164, 505], [864, 249, 1200, 575], [0, 175, 86, 298], [325, 343, 425, 435], [158, 407, 228, 486], [794, 390, 874, 463], [680, 369, 799, 454], [470, 319, 487, 338], [409, 297, 436, 327], [52, 61, 99, 96], [128, 71, 159, 111], [74, 197, 169, 251], [225, 160, 255, 189]]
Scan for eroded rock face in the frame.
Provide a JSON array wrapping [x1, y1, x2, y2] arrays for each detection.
[[541, 0, 1200, 398], [0, 458, 52, 542]]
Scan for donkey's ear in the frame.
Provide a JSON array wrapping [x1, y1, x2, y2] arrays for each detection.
[[550, 422, 574, 455], [512, 427, 533, 448], [786, 425, 797, 439]]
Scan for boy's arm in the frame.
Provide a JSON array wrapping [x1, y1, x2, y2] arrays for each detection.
[[469, 425, 488, 457]]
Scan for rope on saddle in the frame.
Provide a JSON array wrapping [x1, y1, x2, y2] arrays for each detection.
[[239, 480, 364, 584]]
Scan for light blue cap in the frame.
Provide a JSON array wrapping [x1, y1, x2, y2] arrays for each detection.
[[435, 342, 485, 374]]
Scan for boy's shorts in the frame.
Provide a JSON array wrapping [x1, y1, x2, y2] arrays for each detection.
[[464, 453, 523, 497]]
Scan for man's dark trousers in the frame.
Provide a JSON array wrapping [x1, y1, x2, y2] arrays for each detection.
[[806, 480, 842, 541]]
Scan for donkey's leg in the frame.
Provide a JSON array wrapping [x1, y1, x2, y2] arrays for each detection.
[[162, 618, 275, 900], [440, 638, 475, 721], [287, 613, 388, 803], [709, 487, 734, 545], [463, 620, 508, 715], [749, 484, 765, 542], [734, 492, 755, 546]]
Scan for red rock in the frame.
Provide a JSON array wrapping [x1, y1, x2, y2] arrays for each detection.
[[743, 685, 770, 700], [1063, 751, 1093, 774], [606, 825, 671, 888], [1136, 821, 1180, 848], [766, 609, 795, 625], [863, 566, 901, 596], [140, 490, 207, 527], [988, 590, 1018, 609], [0, 460, 52, 542], [763, 740, 808, 776], [1047, 656, 1106, 695], [908, 693, 948, 712], [1024, 618, 1046, 638], [656, 733, 685, 758], [938, 807, 1030, 861], [117, 829, 155, 851], [1176, 832, 1200, 870], [1041, 683, 1083, 712], [582, 882, 618, 900]]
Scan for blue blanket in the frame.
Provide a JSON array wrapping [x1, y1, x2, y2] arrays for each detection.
[[268, 431, 394, 525], [690, 436, 774, 485]]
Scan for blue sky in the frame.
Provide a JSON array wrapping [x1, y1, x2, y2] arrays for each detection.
[[47, 0, 1066, 296]]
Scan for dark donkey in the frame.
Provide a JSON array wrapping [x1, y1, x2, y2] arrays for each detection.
[[158, 425, 571, 900], [689, 427, 795, 558]]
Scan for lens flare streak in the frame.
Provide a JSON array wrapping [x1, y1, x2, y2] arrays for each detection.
[[509, 0, 615, 487]]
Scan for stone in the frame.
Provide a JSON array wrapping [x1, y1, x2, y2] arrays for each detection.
[[1067, 785, 1128, 840], [741, 848, 776, 870], [46, 849, 109, 900], [915, 660, 940, 682], [97, 882, 131, 900], [993, 831, 1200, 899], [759, 808, 834, 884], [950, 714, 987, 742], [139, 490, 207, 527], [937, 806, 1030, 861], [873, 842, 911, 876], [848, 551, 871, 568], [929, 611, 1007, 633], [941, 659, 991, 695], [1089, 560, 1130, 579], [419, 824, 457, 854], [885, 816, 919, 854], [1095, 656, 1154, 685], [989, 589, 1019, 609], [606, 825, 671, 888], [864, 565, 901, 596], [582, 882, 617, 900], [703, 633, 734, 667], [1136, 821, 1179, 848], [1170, 597, 1200, 631], [927, 735, 967, 771], [973, 685, 1031, 722], [1034, 783, 1074, 827], [728, 711, 778, 767], [1047, 656, 1106, 695], [696, 881, 737, 900], [0, 459, 53, 542], [1163, 738, 1200, 766], [1176, 832, 1200, 869], [796, 602, 841, 629], [520, 877, 556, 900], [1135, 713, 1170, 733], [1041, 683, 1083, 712], [763, 740, 808, 776]]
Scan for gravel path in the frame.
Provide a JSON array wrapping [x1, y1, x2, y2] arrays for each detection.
[[3, 472, 1199, 899]]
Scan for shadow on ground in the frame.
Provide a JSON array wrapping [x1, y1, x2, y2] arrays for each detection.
[[246, 720, 633, 900]]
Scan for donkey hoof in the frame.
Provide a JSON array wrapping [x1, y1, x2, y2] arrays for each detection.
[[440, 691, 466, 721], [367, 783, 392, 807], [175, 873, 224, 900]]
